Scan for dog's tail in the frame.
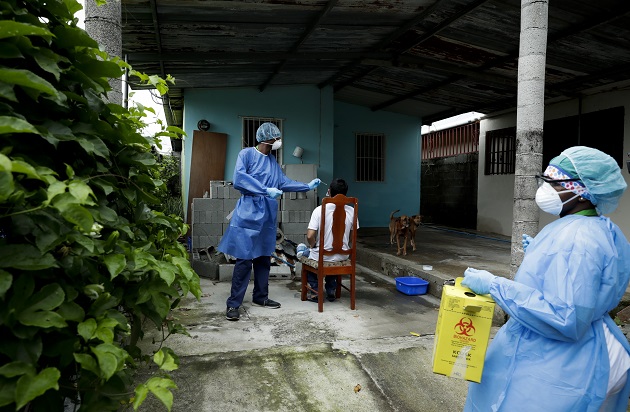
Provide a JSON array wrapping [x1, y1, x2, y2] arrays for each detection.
[[390, 209, 400, 219]]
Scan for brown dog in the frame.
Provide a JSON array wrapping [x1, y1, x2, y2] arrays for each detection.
[[389, 210, 400, 245], [389, 210, 411, 255], [408, 214, 423, 251]]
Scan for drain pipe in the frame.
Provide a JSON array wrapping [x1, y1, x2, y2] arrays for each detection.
[[123, 54, 129, 109]]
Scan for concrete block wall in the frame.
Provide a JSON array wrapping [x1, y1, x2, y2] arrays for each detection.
[[279, 164, 318, 245], [192, 166, 320, 249], [191, 181, 241, 249]]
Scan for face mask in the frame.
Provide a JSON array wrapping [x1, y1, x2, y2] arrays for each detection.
[[262, 139, 282, 150], [535, 182, 579, 215]]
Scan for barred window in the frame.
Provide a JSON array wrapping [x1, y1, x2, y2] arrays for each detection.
[[485, 127, 516, 175], [242, 117, 283, 163], [356, 133, 385, 182]]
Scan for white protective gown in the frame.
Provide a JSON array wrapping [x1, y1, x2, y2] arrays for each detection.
[[217, 147, 309, 260], [465, 214, 630, 412]]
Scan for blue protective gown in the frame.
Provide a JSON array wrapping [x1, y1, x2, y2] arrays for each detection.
[[465, 215, 630, 412], [217, 148, 310, 260]]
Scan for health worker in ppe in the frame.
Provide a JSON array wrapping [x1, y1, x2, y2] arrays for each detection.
[[462, 146, 630, 412], [219, 122, 321, 321]]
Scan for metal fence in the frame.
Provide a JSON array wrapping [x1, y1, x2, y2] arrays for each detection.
[[421, 122, 479, 160]]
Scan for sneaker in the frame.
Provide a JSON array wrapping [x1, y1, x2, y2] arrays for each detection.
[[226, 307, 240, 321], [252, 298, 281, 309], [307, 294, 318, 303], [326, 293, 336, 302]]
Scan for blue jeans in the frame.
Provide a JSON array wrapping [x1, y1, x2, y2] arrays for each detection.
[[226, 256, 271, 308], [307, 273, 337, 295]]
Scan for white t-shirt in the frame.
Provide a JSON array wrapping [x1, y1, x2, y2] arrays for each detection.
[[307, 203, 359, 262], [603, 322, 630, 396]]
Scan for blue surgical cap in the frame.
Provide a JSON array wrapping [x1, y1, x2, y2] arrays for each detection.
[[256, 122, 281, 142], [557, 146, 627, 215]]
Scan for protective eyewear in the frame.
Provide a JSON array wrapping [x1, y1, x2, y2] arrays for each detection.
[[535, 174, 581, 187]]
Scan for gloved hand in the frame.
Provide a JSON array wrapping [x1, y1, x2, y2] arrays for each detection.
[[296, 243, 309, 258], [307, 178, 321, 190], [266, 187, 283, 199], [461, 267, 496, 295], [522, 234, 534, 252]]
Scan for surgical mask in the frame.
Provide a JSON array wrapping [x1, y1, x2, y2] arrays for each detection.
[[535, 182, 579, 215], [262, 139, 282, 150]]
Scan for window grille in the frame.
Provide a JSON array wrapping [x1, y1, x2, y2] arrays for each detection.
[[484, 127, 516, 175], [242, 117, 283, 164], [356, 133, 385, 182], [421, 122, 479, 160]]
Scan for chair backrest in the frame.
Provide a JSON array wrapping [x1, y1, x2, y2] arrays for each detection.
[[317, 194, 359, 266]]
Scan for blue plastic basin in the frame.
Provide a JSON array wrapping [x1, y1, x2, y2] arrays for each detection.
[[395, 277, 429, 296]]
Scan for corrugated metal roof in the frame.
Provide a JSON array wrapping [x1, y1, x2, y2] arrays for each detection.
[[121, 0, 630, 127]]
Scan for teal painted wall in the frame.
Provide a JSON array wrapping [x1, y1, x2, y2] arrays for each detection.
[[181, 86, 420, 228], [333, 102, 421, 227], [181, 85, 334, 220]]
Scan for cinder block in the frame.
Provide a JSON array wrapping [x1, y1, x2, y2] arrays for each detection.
[[228, 185, 240, 199], [191, 259, 218, 280], [269, 266, 292, 279], [224, 198, 238, 212], [209, 186, 220, 199], [283, 233, 307, 245], [204, 210, 219, 224], [280, 211, 291, 223], [281, 222, 308, 235], [283, 198, 316, 211], [284, 164, 317, 183], [192, 198, 223, 212], [219, 264, 234, 281]]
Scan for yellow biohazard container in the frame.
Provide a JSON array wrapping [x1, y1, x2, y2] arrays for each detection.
[[432, 277, 495, 383]]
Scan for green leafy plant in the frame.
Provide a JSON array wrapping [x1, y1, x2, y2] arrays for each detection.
[[0, 0, 200, 410], [148, 153, 183, 219]]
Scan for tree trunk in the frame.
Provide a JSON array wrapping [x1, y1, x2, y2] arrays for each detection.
[[510, 0, 548, 277], [84, 0, 122, 105]]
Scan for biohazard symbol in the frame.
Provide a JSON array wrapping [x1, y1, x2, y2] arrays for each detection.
[[454, 317, 476, 336]]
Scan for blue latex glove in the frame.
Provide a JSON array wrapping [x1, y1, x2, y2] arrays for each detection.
[[296, 243, 309, 258], [266, 187, 283, 199], [307, 178, 321, 190], [522, 234, 534, 252], [461, 267, 496, 295]]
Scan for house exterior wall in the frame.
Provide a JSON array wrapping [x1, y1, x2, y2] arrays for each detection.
[[181, 85, 334, 221], [180, 87, 421, 228], [477, 89, 630, 237], [333, 102, 421, 227]]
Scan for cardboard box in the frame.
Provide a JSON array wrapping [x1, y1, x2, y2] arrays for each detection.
[[432, 277, 495, 383]]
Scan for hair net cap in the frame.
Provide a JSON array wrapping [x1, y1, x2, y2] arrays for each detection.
[[256, 122, 281, 142], [556, 146, 627, 215]]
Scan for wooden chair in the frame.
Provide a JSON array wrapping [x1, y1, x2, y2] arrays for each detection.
[[300, 194, 358, 312]]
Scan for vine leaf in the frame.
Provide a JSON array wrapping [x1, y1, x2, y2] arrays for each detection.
[[15, 367, 60, 410]]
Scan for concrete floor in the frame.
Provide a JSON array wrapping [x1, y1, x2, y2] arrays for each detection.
[[133, 224, 629, 411], [133, 225, 496, 412], [134, 260, 474, 411]]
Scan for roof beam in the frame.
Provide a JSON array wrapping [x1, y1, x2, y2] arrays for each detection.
[[317, 0, 444, 89], [259, 0, 338, 92], [327, 0, 491, 93], [375, 2, 630, 114], [129, 51, 392, 63]]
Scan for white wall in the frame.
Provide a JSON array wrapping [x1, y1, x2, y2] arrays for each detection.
[[477, 89, 630, 236]]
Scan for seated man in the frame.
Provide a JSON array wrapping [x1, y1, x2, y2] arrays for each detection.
[[296, 178, 359, 302]]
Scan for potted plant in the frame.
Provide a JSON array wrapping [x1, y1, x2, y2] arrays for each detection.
[[170, 135, 183, 152], [154, 125, 185, 152]]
